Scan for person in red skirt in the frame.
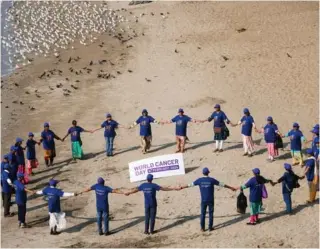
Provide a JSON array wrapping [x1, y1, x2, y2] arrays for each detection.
[[26, 132, 40, 176]]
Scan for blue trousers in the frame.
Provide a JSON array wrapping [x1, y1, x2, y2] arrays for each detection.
[[96, 209, 109, 233], [105, 137, 115, 156], [145, 206, 157, 233], [200, 201, 214, 230], [283, 193, 292, 213]]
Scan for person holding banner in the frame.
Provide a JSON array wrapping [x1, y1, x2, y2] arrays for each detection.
[[161, 108, 197, 153], [179, 167, 236, 231], [130, 109, 160, 154], [125, 174, 179, 235]]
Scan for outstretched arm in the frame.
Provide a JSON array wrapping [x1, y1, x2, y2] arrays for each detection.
[[112, 188, 126, 194], [160, 186, 181, 191], [62, 133, 70, 141], [78, 187, 92, 195], [54, 134, 62, 141], [125, 187, 139, 196]]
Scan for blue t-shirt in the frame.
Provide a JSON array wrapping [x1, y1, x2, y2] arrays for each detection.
[[193, 177, 220, 203], [16, 145, 25, 165], [26, 139, 37, 160], [286, 129, 304, 151], [68, 126, 84, 142], [1, 170, 12, 194], [244, 176, 268, 202], [263, 123, 279, 143], [136, 116, 155, 136], [278, 172, 297, 194], [90, 184, 113, 212], [208, 111, 229, 128], [312, 136, 319, 158], [305, 158, 316, 182], [171, 115, 192, 136], [1, 162, 8, 180], [101, 120, 118, 137], [41, 130, 56, 150], [42, 187, 64, 213], [241, 115, 255, 136], [14, 180, 27, 205], [138, 182, 161, 208], [8, 152, 18, 181]]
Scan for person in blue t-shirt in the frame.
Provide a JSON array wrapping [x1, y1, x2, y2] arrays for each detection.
[[13, 172, 34, 228], [306, 126, 319, 160], [235, 168, 273, 225], [26, 132, 40, 176], [79, 177, 125, 235], [35, 179, 76, 235], [62, 120, 92, 161], [274, 163, 304, 214], [1, 163, 14, 217], [180, 167, 235, 231], [93, 113, 127, 157], [161, 108, 197, 153], [304, 148, 318, 203], [130, 109, 159, 154], [1, 154, 10, 182], [231, 108, 256, 157], [201, 104, 231, 152], [125, 174, 179, 234], [8, 146, 19, 181], [282, 123, 306, 166], [15, 137, 26, 172], [40, 122, 63, 167]]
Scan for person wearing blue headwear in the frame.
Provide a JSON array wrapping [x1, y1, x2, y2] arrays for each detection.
[[231, 108, 256, 157], [13, 172, 34, 228], [1, 162, 14, 217], [179, 167, 235, 231], [35, 179, 76, 235], [201, 104, 231, 152], [125, 174, 179, 234], [8, 146, 19, 181], [282, 123, 306, 166], [15, 137, 26, 178], [306, 125, 319, 160], [26, 132, 40, 176], [79, 177, 125, 235], [304, 148, 318, 203], [40, 122, 63, 167], [161, 108, 197, 153], [93, 113, 127, 157], [273, 163, 304, 214], [235, 168, 274, 225], [130, 109, 159, 154]]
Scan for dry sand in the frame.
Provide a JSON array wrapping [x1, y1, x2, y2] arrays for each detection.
[[1, 1, 319, 248]]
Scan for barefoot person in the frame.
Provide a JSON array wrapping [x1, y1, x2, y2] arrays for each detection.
[[304, 148, 318, 203], [179, 167, 236, 231], [235, 168, 274, 225], [62, 120, 92, 161], [201, 104, 231, 152], [130, 109, 159, 154], [40, 123, 63, 167], [26, 132, 40, 176], [125, 174, 179, 234], [35, 179, 76, 235], [231, 108, 256, 157], [161, 108, 197, 153], [79, 177, 125, 236]]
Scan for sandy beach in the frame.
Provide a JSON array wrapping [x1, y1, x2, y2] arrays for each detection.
[[1, 1, 319, 248]]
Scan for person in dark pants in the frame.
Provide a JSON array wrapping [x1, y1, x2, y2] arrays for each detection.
[[1, 163, 14, 217], [125, 174, 179, 234], [79, 177, 125, 235], [13, 172, 34, 228], [8, 146, 19, 182], [180, 167, 235, 231]]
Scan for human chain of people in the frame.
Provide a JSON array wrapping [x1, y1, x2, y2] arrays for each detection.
[[1, 104, 319, 235]]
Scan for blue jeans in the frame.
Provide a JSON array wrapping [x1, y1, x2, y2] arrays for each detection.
[[283, 193, 292, 213], [105, 137, 115, 156], [96, 209, 109, 233], [200, 201, 214, 230], [145, 206, 157, 233]]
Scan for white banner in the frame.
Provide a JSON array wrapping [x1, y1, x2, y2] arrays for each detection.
[[129, 153, 185, 182]]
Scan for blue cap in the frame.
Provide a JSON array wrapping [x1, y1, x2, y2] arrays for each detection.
[[17, 172, 25, 178], [10, 146, 17, 151], [214, 104, 221, 109], [306, 148, 313, 155], [313, 124, 319, 129], [97, 177, 105, 184], [44, 122, 50, 127], [267, 116, 273, 121], [178, 108, 184, 113], [293, 122, 299, 127], [16, 137, 23, 143], [142, 109, 148, 114], [49, 179, 59, 186], [311, 128, 319, 134], [252, 168, 260, 175], [106, 113, 111, 118], [243, 108, 249, 114], [147, 174, 153, 181], [202, 167, 210, 175], [28, 132, 34, 137], [3, 154, 9, 160], [284, 163, 292, 171]]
